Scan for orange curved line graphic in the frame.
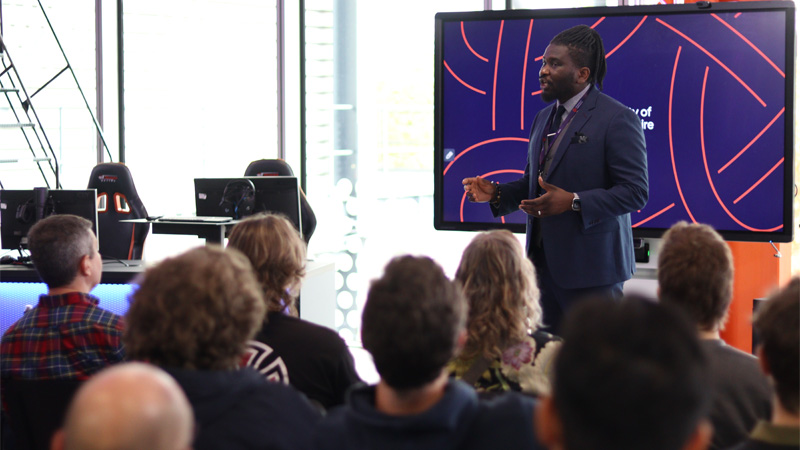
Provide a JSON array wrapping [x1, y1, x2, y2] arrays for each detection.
[[717, 107, 784, 174], [711, 14, 784, 78], [632, 203, 675, 228], [492, 20, 505, 131], [606, 16, 647, 58], [443, 137, 530, 176], [668, 46, 697, 224], [735, 12, 742, 19], [531, 89, 542, 96], [656, 18, 766, 107], [700, 67, 781, 232], [460, 169, 525, 222], [590, 17, 605, 28], [443, 60, 486, 95], [460, 191, 466, 222], [733, 158, 784, 205], [521, 20, 534, 131], [461, 21, 489, 62]]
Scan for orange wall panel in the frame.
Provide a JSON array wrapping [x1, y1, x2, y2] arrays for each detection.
[[722, 241, 793, 353]]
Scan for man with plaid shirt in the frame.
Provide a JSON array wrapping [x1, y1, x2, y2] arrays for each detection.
[[1, 214, 124, 383]]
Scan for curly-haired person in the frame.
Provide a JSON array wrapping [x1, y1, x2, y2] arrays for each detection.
[[124, 246, 320, 450], [448, 230, 561, 396]]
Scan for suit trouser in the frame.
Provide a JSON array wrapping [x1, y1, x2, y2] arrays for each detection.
[[530, 244, 624, 337]]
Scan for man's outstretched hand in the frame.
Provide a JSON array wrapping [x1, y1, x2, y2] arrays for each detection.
[[462, 176, 496, 203]]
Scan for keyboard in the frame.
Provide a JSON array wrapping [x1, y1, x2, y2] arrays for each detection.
[[156, 216, 233, 223]]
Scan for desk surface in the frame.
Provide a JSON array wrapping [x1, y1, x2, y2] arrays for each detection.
[[0, 260, 144, 284], [122, 218, 239, 244], [1, 260, 332, 285], [1, 260, 336, 332]]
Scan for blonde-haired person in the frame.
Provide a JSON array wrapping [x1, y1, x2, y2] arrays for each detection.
[[227, 213, 361, 410], [448, 230, 562, 395]]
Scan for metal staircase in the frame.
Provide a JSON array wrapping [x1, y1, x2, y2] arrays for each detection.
[[0, 35, 60, 189], [0, 0, 114, 190]]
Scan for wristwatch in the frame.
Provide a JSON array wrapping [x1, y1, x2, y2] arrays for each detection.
[[571, 192, 581, 212]]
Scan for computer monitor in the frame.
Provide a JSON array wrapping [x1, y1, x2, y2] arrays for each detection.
[[194, 176, 303, 235], [0, 189, 99, 251]]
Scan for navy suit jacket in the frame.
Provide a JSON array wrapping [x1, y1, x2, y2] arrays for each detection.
[[493, 87, 648, 290]]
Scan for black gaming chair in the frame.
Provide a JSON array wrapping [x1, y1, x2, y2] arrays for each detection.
[[244, 159, 317, 244], [87, 163, 149, 260]]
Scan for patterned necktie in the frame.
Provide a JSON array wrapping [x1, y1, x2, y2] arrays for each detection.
[[549, 105, 566, 143]]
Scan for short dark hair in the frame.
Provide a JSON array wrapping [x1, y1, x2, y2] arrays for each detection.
[[124, 246, 266, 370], [753, 277, 799, 415], [658, 221, 734, 331], [361, 255, 466, 390], [27, 214, 96, 288], [553, 296, 711, 450], [551, 25, 607, 90]]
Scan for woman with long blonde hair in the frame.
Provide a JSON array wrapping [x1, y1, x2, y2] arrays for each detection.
[[448, 230, 561, 395]]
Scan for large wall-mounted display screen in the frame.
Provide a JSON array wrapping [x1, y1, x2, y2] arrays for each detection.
[[434, 1, 795, 242]]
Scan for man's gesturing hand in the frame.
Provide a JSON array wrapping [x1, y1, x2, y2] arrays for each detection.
[[519, 177, 574, 217], [462, 176, 497, 203]]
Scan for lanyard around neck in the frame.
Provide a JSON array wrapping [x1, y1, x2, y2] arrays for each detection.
[[538, 87, 591, 166]]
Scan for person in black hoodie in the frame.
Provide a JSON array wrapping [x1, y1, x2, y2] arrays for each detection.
[[228, 213, 361, 410], [314, 255, 545, 450], [124, 246, 321, 450]]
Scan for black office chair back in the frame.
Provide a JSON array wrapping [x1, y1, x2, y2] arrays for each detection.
[[244, 159, 317, 243], [87, 163, 149, 260], [3, 378, 84, 450]]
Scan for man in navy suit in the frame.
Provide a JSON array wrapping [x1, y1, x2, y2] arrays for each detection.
[[462, 25, 648, 334]]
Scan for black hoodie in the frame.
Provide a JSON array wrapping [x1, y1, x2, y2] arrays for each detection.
[[313, 380, 545, 450], [165, 366, 321, 450]]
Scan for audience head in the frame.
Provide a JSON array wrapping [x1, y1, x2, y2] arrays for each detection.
[[52, 362, 194, 450], [227, 212, 306, 315], [362, 255, 466, 391], [455, 230, 542, 361], [124, 246, 266, 370], [752, 277, 799, 416], [537, 296, 712, 450], [658, 221, 734, 332], [27, 214, 101, 291], [550, 24, 607, 90]]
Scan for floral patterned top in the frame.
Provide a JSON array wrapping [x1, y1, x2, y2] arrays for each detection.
[[447, 330, 563, 396]]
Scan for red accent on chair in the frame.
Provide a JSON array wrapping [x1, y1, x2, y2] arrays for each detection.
[[87, 163, 149, 260]]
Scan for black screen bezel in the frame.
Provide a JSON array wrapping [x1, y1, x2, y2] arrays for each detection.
[[433, 1, 795, 243]]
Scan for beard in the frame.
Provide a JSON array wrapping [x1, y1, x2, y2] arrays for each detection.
[[540, 88, 556, 103]]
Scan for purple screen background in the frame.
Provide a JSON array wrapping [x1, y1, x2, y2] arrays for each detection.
[[438, 8, 790, 240]]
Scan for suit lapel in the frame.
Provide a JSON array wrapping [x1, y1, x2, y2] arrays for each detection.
[[546, 88, 599, 177], [530, 104, 556, 193]]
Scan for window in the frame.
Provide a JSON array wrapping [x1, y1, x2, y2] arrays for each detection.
[[0, 2, 97, 190], [121, 0, 279, 259], [303, 0, 486, 343]]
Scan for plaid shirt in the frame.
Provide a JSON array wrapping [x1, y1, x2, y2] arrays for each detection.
[[0, 292, 125, 381]]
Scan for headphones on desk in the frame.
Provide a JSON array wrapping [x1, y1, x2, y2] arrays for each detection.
[[16, 188, 54, 224], [219, 179, 255, 219]]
